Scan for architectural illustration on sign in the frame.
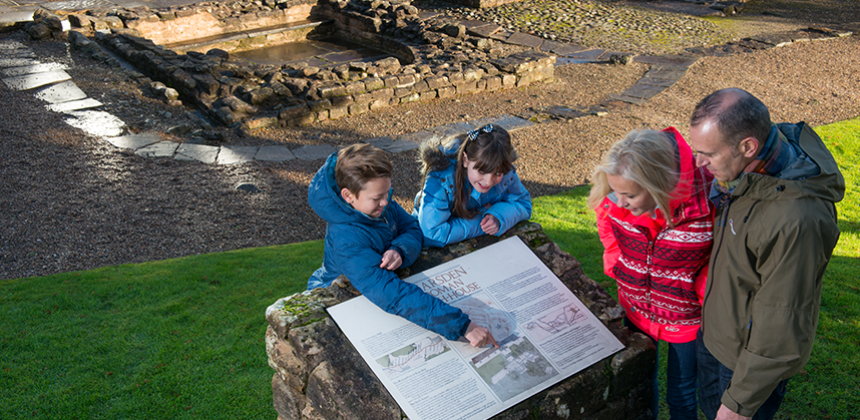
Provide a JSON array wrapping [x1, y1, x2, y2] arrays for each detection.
[[525, 304, 584, 342], [470, 334, 558, 401], [376, 335, 450, 378]]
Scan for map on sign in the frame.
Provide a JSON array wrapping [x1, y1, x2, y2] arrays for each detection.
[[328, 237, 624, 420]]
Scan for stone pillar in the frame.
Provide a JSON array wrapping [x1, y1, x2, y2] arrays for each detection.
[[265, 222, 655, 419]]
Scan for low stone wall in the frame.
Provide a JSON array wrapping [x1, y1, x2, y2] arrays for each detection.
[[80, 0, 556, 129], [443, 0, 521, 10], [265, 222, 655, 420]]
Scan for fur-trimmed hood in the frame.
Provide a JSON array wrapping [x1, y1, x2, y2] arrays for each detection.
[[418, 136, 461, 176]]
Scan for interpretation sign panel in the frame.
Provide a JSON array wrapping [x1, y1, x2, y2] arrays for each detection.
[[328, 237, 624, 420]]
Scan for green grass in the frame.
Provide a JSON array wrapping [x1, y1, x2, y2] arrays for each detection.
[[1, 119, 858, 419], [1, 241, 322, 419]]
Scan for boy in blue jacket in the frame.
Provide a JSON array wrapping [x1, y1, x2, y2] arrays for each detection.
[[307, 143, 496, 347]]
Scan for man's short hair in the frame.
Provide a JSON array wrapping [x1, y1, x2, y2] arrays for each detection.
[[335, 143, 393, 195], [690, 88, 772, 148]]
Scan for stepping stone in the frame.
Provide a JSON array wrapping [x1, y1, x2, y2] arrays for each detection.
[[175, 143, 220, 164], [63, 110, 126, 138], [459, 20, 490, 29], [217, 145, 258, 165], [367, 136, 420, 153], [1, 62, 68, 77], [46, 98, 103, 112], [637, 77, 677, 88], [546, 106, 589, 120], [399, 130, 443, 145], [3, 70, 71, 90], [34, 81, 87, 103], [0, 11, 34, 25], [621, 84, 666, 100], [292, 144, 336, 161], [645, 66, 687, 81], [104, 132, 162, 149], [748, 33, 794, 48], [633, 55, 698, 67], [0, 57, 39, 68], [490, 31, 513, 42], [482, 115, 535, 132], [256, 145, 296, 162], [467, 23, 502, 38], [550, 43, 589, 56], [136, 141, 179, 158], [561, 49, 606, 62], [430, 122, 473, 137], [505, 32, 545, 49], [608, 94, 647, 105]]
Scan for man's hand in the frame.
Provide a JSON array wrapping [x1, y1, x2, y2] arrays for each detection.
[[464, 322, 499, 348], [481, 214, 500, 235], [379, 249, 402, 271], [716, 404, 751, 420]]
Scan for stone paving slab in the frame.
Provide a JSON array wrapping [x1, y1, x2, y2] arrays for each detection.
[[505, 32, 545, 49], [621, 83, 666, 100], [644, 67, 687, 81], [34, 80, 88, 103], [608, 93, 647, 105], [633, 55, 698, 67], [551, 43, 590, 56], [637, 77, 678, 88], [467, 23, 502, 38], [256, 145, 296, 162], [400, 130, 443, 144], [3, 69, 71, 90], [368, 136, 420, 153], [136, 141, 179, 158], [749, 33, 794, 47], [459, 19, 489, 29], [1, 62, 68, 77], [104, 132, 162, 149], [0, 57, 39, 68], [0, 11, 33, 23], [562, 48, 606, 62], [175, 143, 219, 163], [292, 144, 336, 161], [46, 97, 103, 112], [429, 122, 473, 137], [64, 109, 126, 137], [217, 145, 258, 165], [481, 115, 535, 132]]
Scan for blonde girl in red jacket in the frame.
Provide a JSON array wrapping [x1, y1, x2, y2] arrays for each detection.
[[589, 128, 714, 420]]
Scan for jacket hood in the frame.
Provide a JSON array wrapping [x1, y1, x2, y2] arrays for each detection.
[[732, 122, 844, 204], [418, 136, 460, 176], [308, 152, 392, 225]]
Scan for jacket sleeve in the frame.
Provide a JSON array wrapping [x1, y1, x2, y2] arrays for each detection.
[[485, 170, 532, 236], [416, 173, 485, 247], [721, 215, 837, 416], [333, 229, 471, 340], [388, 201, 423, 268], [594, 198, 620, 278]]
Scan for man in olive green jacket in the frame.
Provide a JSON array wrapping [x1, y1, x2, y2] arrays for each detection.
[[688, 88, 844, 420]]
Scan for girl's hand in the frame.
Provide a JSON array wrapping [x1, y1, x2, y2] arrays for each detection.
[[464, 322, 499, 348], [380, 249, 402, 270], [481, 214, 500, 235]]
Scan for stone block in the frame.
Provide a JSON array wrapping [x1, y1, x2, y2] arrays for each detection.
[[292, 144, 337, 161], [455, 81, 477, 95], [399, 92, 420, 103], [371, 87, 394, 99], [2, 70, 71, 90], [104, 132, 162, 150], [217, 145, 258, 165], [256, 145, 296, 162], [175, 143, 219, 164], [135, 141, 178, 158], [436, 85, 455, 99], [331, 95, 354, 108], [329, 106, 348, 120]]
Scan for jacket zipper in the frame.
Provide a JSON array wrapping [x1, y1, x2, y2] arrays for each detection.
[[702, 199, 732, 329]]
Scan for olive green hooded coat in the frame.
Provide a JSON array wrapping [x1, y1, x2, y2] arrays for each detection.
[[702, 122, 844, 416]]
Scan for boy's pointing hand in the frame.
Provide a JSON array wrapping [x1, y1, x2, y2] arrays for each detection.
[[380, 249, 402, 271]]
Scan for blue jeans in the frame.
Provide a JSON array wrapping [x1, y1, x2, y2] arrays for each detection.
[[626, 319, 699, 420], [696, 329, 789, 420]]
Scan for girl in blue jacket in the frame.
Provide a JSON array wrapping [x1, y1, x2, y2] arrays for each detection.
[[413, 124, 532, 247]]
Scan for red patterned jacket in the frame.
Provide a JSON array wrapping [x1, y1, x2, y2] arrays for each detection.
[[596, 127, 714, 343]]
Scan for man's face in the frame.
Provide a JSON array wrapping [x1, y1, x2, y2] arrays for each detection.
[[689, 120, 752, 183], [342, 177, 390, 218]]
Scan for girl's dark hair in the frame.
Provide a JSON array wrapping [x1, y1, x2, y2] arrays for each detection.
[[452, 125, 516, 219]]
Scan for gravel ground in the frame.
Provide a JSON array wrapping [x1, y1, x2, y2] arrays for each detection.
[[1, 0, 859, 280]]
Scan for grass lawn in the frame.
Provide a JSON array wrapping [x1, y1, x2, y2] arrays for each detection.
[[1, 118, 857, 419]]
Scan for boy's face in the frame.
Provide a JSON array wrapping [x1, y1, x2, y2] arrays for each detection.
[[341, 177, 391, 218]]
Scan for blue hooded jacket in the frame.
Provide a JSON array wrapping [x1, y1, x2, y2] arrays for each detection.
[[307, 152, 471, 340], [413, 138, 532, 247]]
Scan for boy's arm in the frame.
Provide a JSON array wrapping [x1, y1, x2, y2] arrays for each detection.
[[334, 237, 471, 340], [388, 201, 423, 268], [416, 175, 485, 247], [485, 170, 532, 235]]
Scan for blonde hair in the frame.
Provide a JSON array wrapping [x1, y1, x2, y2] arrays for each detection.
[[588, 129, 680, 225]]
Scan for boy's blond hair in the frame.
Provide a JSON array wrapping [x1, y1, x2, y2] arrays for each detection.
[[336, 143, 393, 195]]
